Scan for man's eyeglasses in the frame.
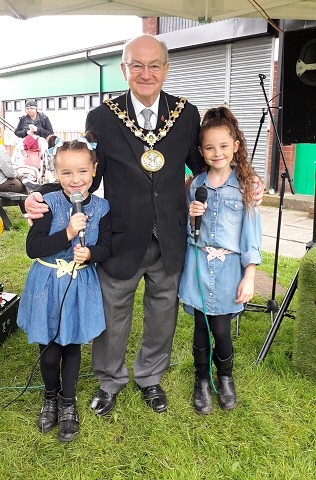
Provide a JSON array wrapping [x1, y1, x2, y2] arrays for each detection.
[[26, 107, 36, 110], [124, 62, 166, 74]]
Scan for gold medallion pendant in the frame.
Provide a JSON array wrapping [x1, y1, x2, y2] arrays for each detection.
[[141, 149, 165, 172]]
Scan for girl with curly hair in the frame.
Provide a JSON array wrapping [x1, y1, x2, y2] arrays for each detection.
[[179, 106, 262, 414]]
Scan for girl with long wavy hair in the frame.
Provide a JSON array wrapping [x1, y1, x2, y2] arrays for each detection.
[[179, 106, 262, 414]]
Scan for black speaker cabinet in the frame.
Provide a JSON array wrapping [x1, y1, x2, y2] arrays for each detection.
[[282, 28, 316, 144], [0, 292, 19, 346]]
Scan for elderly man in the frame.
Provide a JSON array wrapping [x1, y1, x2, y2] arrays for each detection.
[[15, 100, 53, 139], [25, 35, 263, 416]]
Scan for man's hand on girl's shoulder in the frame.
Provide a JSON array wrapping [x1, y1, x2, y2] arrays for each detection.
[[252, 176, 264, 206], [25, 191, 48, 225]]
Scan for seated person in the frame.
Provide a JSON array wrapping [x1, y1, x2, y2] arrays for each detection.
[[11, 136, 56, 193], [0, 144, 27, 193]]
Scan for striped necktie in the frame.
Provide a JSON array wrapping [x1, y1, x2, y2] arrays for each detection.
[[141, 108, 153, 130]]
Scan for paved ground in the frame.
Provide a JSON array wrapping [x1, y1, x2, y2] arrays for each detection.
[[255, 205, 314, 298], [260, 205, 314, 259]]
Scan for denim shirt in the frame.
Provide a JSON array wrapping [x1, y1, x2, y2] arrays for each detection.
[[187, 168, 262, 268], [178, 168, 262, 315]]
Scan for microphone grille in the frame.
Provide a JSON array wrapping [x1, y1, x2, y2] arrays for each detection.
[[70, 191, 84, 204], [195, 186, 208, 203]]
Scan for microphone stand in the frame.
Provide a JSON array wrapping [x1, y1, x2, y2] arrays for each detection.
[[250, 107, 268, 165], [256, 172, 316, 363], [246, 73, 295, 324]]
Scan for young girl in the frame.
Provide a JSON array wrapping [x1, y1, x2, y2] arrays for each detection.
[[179, 106, 262, 414], [17, 135, 111, 442]]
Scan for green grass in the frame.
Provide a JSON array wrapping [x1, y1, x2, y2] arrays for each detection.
[[0, 207, 315, 480]]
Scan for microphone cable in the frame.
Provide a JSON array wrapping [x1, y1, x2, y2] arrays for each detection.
[[1, 262, 76, 409]]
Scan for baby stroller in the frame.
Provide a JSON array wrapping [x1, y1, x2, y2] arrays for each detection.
[[12, 135, 56, 192]]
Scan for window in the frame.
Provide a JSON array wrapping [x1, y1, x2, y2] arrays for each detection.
[[109, 91, 126, 100], [46, 98, 55, 110], [14, 100, 21, 111], [73, 96, 85, 109], [4, 101, 12, 111], [89, 95, 99, 108], [59, 97, 68, 109]]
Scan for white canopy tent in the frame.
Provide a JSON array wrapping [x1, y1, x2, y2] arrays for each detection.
[[1, 0, 316, 21]]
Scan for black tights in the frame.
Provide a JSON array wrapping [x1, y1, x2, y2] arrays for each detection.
[[39, 343, 81, 398], [194, 309, 233, 360]]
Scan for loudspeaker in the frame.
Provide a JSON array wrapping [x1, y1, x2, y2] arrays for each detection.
[[0, 292, 19, 346], [282, 28, 316, 144]]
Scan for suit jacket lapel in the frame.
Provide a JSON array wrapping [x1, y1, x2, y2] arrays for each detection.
[[156, 91, 170, 131], [151, 92, 178, 185], [114, 91, 146, 170]]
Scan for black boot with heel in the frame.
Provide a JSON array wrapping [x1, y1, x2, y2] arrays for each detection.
[[213, 350, 238, 410], [38, 388, 60, 433], [192, 346, 213, 415], [57, 394, 79, 442]]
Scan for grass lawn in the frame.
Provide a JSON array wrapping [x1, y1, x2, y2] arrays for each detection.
[[0, 207, 315, 480]]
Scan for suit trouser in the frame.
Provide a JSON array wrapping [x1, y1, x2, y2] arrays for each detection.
[[93, 236, 181, 393]]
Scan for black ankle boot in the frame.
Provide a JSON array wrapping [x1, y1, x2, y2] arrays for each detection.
[[38, 388, 59, 433], [194, 378, 213, 414], [213, 351, 238, 410], [58, 394, 79, 443], [217, 376, 237, 410], [192, 346, 213, 415]]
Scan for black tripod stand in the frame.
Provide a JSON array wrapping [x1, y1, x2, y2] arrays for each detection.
[[256, 183, 316, 363], [246, 73, 295, 323]]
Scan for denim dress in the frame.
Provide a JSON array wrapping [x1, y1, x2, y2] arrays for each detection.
[[17, 191, 110, 345], [178, 168, 262, 316]]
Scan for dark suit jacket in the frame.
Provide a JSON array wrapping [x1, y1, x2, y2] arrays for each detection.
[[86, 90, 201, 280]]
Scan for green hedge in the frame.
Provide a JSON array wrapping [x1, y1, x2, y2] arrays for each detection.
[[292, 245, 316, 380]]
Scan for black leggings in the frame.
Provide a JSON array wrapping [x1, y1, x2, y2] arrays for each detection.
[[194, 309, 233, 360], [39, 343, 81, 398]]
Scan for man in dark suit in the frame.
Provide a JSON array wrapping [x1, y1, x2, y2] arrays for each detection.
[[25, 34, 263, 415], [87, 34, 202, 415]]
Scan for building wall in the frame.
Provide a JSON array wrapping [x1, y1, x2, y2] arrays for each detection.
[[0, 55, 127, 100], [143, 16, 199, 35], [142, 17, 159, 35], [0, 54, 128, 141], [159, 17, 199, 33]]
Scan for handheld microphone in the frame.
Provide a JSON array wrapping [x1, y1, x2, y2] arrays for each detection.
[[194, 186, 208, 243], [70, 191, 86, 247]]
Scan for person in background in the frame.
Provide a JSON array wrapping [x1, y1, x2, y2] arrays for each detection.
[[17, 135, 111, 442], [179, 106, 262, 415], [15, 100, 53, 139], [23, 35, 264, 418], [0, 144, 26, 193]]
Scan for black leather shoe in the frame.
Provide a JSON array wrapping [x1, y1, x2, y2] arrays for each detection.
[[90, 389, 117, 416], [141, 385, 167, 413]]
